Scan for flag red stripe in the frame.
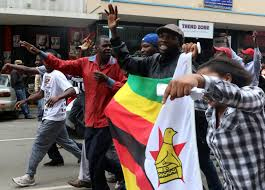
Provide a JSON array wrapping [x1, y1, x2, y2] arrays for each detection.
[[113, 139, 153, 190], [105, 99, 154, 145]]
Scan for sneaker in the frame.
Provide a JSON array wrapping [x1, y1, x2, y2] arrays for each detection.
[[44, 160, 64, 167], [12, 174, 35, 187], [25, 115, 35, 119], [68, 179, 92, 188]]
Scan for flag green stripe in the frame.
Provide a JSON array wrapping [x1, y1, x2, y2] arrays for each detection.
[[127, 75, 171, 103]]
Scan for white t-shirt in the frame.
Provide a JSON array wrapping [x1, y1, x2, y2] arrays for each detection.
[[41, 70, 73, 121]]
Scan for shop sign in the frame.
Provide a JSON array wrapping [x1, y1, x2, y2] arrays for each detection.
[[179, 20, 214, 39], [204, 0, 233, 10]]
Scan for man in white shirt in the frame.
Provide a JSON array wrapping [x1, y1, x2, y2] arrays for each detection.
[[12, 63, 81, 187]]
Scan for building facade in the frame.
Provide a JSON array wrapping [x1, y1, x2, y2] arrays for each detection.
[[87, 0, 265, 57], [1, 0, 265, 64]]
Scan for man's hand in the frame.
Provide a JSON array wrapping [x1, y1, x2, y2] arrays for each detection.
[[20, 41, 41, 54], [1, 63, 13, 74], [45, 96, 60, 107], [15, 100, 27, 110], [162, 74, 205, 103], [80, 33, 95, 50], [94, 71, 108, 82], [182, 43, 198, 60], [105, 4, 120, 35]]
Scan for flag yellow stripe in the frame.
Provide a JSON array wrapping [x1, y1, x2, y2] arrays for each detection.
[[114, 83, 162, 124], [122, 165, 141, 190]]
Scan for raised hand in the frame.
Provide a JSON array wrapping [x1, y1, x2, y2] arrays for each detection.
[[80, 33, 95, 50], [20, 41, 41, 54], [182, 43, 198, 59], [105, 4, 120, 33]]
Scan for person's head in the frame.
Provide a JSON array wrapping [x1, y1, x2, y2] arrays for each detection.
[[95, 35, 112, 62], [35, 55, 42, 67], [13, 60, 24, 74], [156, 24, 184, 56], [141, 33, 158, 57], [197, 57, 252, 107], [241, 48, 254, 64], [213, 47, 232, 59], [14, 60, 23, 65], [43, 49, 60, 72]]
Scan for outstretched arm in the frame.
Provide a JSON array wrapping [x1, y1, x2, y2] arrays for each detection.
[[163, 74, 265, 112], [1, 63, 39, 75], [20, 41, 84, 77]]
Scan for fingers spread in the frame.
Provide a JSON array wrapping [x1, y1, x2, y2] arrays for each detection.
[[115, 5, 118, 16], [104, 9, 109, 15], [109, 4, 114, 14]]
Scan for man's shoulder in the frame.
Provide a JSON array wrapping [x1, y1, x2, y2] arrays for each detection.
[[52, 70, 65, 76]]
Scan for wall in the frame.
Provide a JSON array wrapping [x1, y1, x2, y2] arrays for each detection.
[[88, 0, 265, 30], [0, 0, 86, 13]]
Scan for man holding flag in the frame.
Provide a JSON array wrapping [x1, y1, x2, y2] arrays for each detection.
[[105, 4, 203, 190]]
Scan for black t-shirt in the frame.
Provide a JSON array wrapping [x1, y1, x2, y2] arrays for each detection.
[[11, 70, 24, 89]]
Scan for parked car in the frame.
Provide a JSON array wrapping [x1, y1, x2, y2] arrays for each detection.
[[0, 74, 19, 118]]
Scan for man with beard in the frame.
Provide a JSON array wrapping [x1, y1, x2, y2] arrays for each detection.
[[105, 4, 197, 79], [19, 35, 126, 190]]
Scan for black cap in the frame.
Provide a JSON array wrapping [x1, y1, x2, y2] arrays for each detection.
[[156, 24, 184, 37]]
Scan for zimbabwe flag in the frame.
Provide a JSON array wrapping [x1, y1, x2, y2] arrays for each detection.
[[105, 53, 202, 190], [105, 74, 170, 190]]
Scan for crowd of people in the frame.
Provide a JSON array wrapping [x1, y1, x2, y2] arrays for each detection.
[[1, 3, 265, 190]]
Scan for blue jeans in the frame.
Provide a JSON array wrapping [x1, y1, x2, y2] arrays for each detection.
[[26, 120, 81, 176], [37, 99, 44, 120], [15, 88, 30, 117]]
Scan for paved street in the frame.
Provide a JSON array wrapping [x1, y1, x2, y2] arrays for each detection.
[[0, 111, 210, 190], [0, 115, 84, 190]]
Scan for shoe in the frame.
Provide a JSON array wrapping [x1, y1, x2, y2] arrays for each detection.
[[44, 160, 64, 167], [68, 179, 92, 188], [115, 180, 126, 190], [12, 174, 35, 187], [25, 115, 35, 119]]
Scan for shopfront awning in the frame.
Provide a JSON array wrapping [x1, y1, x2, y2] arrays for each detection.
[[0, 8, 99, 27]]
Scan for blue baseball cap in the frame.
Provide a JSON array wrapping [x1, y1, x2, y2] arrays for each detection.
[[142, 33, 158, 47]]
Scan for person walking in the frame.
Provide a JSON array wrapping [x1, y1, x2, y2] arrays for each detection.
[[10, 60, 34, 119], [19, 35, 127, 190], [12, 62, 81, 187]]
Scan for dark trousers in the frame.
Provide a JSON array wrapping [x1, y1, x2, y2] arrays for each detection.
[[85, 127, 123, 190], [15, 88, 30, 117], [47, 143, 64, 162], [199, 150, 223, 190], [195, 111, 223, 190]]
